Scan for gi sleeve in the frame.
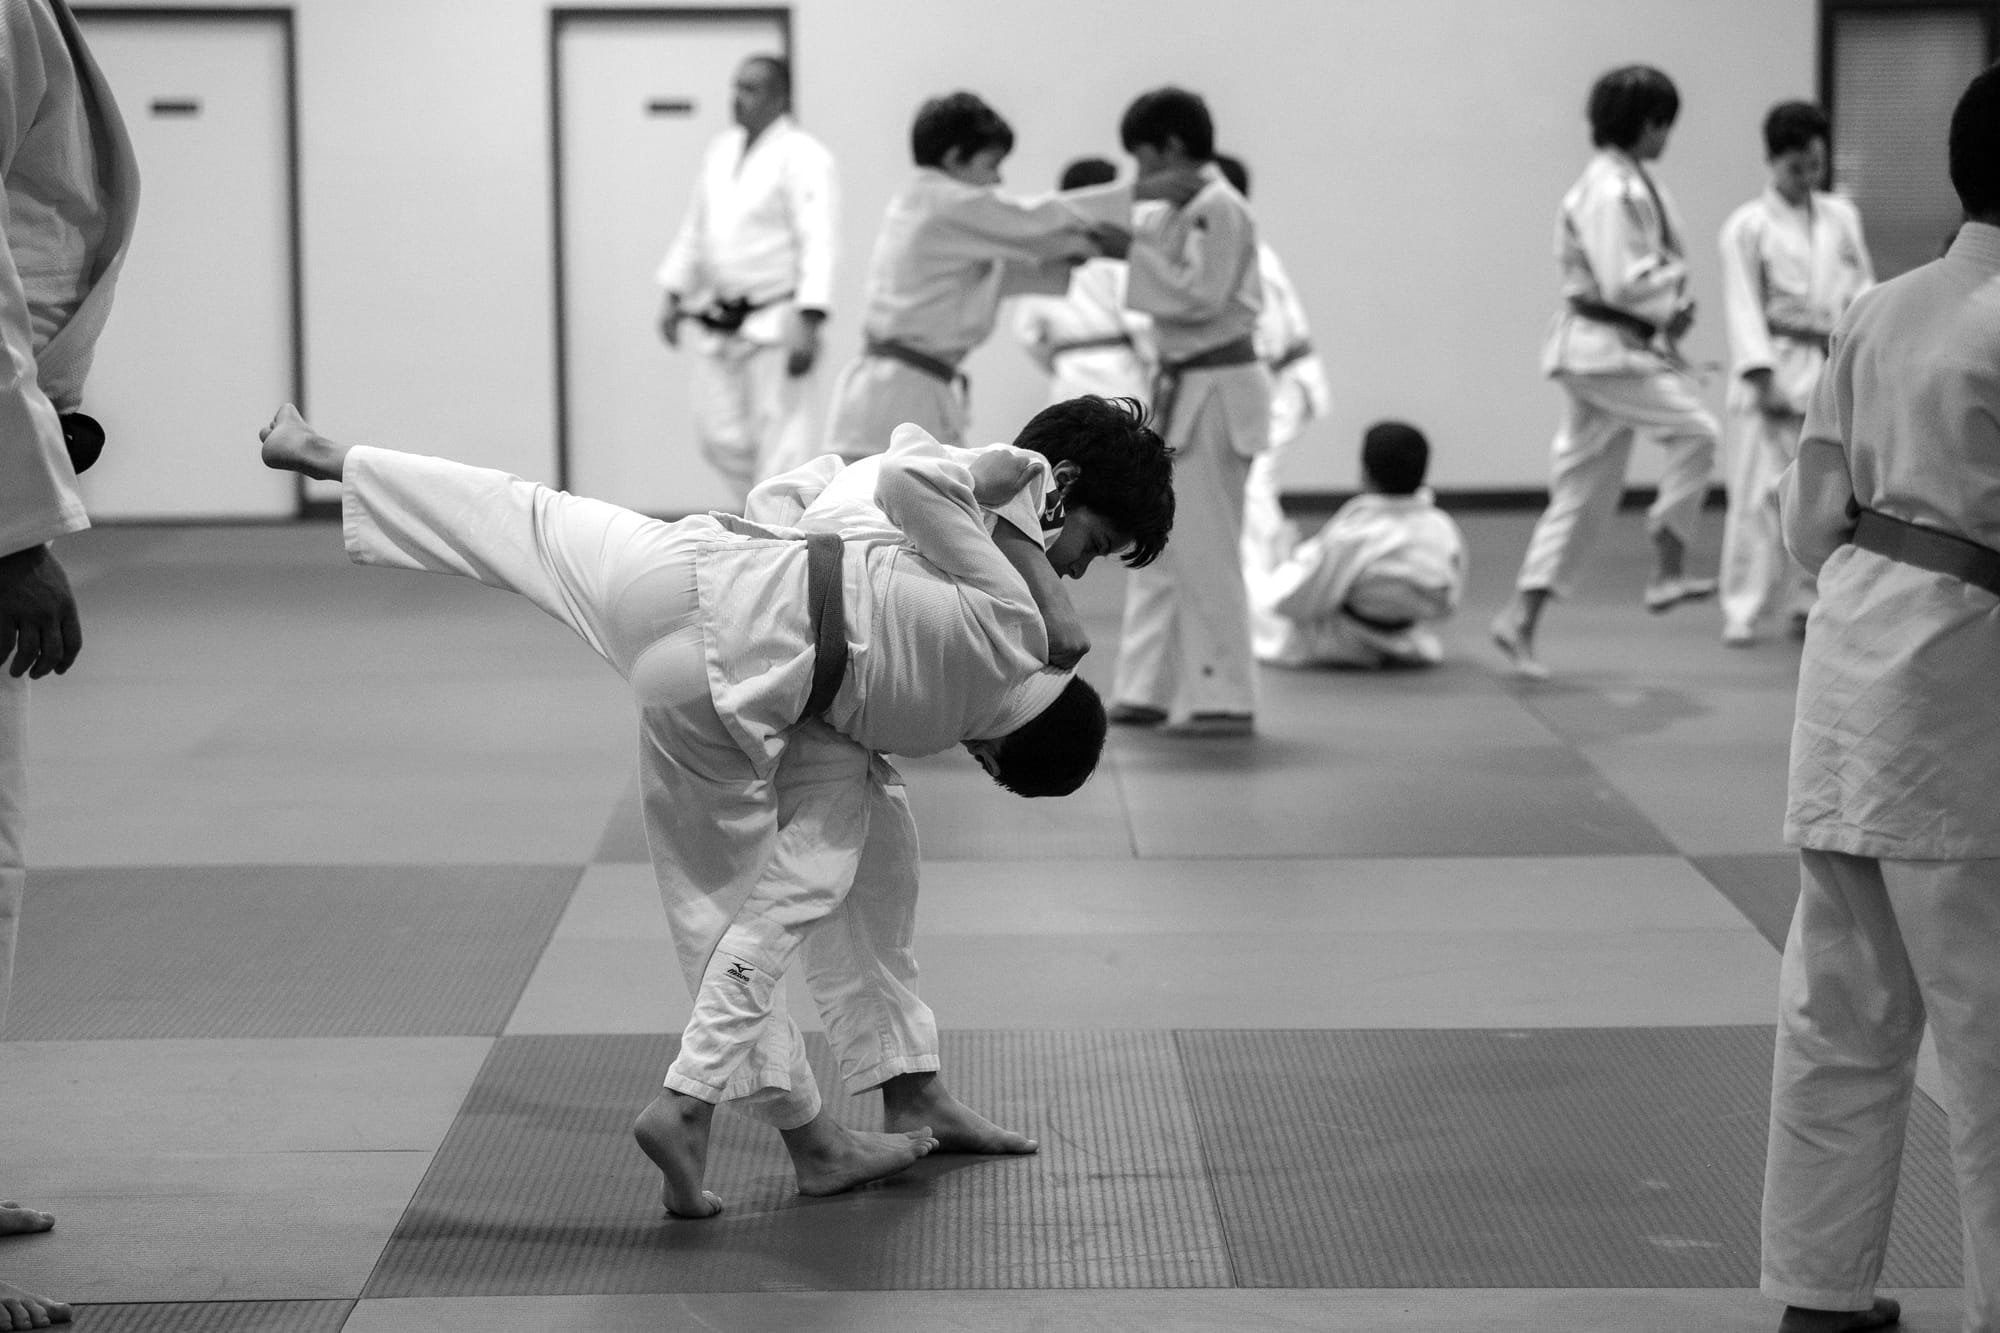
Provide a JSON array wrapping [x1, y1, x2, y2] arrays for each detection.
[[1718, 208, 1775, 380], [0, 0, 90, 559], [1780, 325, 1858, 573], [1126, 188, 1256, 323], [873, 450, 1034, 607], [745, 453, 844, 527], [1570, 177, 1687, 327], [787, 136, 838, 312], [927, 184, 1095, 267]]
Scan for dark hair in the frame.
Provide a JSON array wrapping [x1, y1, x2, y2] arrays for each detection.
[[1120, 86, 1215, 160], [1214, 152, 1250, 199], [1059, 156, 1118, 191], [990, 677, 1107, 797], [741, 53, 791, 101], [1011, 395, 1174, 568], [1763, 100, 1829, 158], [1951, 62, 2000, 217], [1587, 65, 1680, 149], [912, 91, 1014, 168], [1361, 420, 1430, 496]]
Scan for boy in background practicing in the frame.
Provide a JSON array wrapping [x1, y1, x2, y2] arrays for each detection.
[[1011, 158, 1154, 410], [1250, 420, 1464, 670], [1716, 99, 1873, 646]]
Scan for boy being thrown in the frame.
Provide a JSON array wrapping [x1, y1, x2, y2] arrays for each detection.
[[260, 403, 1107, 1216]]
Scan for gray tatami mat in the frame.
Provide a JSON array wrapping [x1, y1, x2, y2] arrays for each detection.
[[366, 1030, 1228, 1296], [1693, 854, 1801, 950], [1177, 1027, 1961, 1289], [7, 864, 581, 1038], [71, 1301, 354, 1332]]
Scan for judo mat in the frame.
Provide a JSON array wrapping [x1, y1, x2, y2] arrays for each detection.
[[68, 1301, 354, 1332], [363, 1026, 1956, 1296], [1693, 854, 1802, 950], [4, 864, 581, 1038]]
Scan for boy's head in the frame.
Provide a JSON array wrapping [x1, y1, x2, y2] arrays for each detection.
[[1952, 62, 2000, 222], [1214, 153, 1250, 199], [970, 676, 1108, 798], [1120, 86, 1215, 173], [1763, 100, 1829, 203], [1587, 65, 1679, 154], [1059, 156, 1118, 191], [1011, 395, 1174, 571], [913, 92, 1013, 184], [1361, 420, 1430, 496]]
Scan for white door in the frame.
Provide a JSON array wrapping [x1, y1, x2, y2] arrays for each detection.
[[71, 12, 297, 520], [556, 9, 787, 514]]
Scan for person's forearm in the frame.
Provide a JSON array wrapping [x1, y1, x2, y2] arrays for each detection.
[[992, 518, 1068, 621]]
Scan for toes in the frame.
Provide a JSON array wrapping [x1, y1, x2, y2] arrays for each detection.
[[665, 1190, 723, 1220]]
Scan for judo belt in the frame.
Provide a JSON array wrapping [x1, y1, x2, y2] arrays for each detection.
[[1048, 332, 1134, 358], [1851, 508, 2000, 600], [1767, 320, 1831, 354], [864, 337, 966, 389], [693, 289, 795, 334], [1151, 335, 1259, 436], [1268, 339, 1314, 374], [799, 530, 850, 721], [1340, 602, 1418, 634], [59, 412, 105, 474], [1567, 297, 1658, 342]]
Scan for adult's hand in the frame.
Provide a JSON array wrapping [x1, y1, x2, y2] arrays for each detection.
[[658, 294, 685, 348], [787, 315, 822, 377], [0, 545, 81, 679]]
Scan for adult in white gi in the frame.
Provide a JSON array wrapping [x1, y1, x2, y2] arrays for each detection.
[[1492, 66, 1720, 681], [657, 55, 836, 502], [258, 404, 1100, 1219], [1212, 154, 1334, 657], [1093, 87, 1269, 736], [1011, 158, 1153, 410], [821, 92, 1119, 460], [1, 2, 137, 1327], [1716, 100, 1873, 646], [1252, 421, 1464, 670], [1759, 67, 2000, 1333]]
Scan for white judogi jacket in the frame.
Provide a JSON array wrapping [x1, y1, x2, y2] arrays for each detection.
[[1128, 165, 1261, 365], [1718, 186, 1872, 417], [1252, 490, 1465, 667], [1782, 223, 2000, 858], [0, 0, 138, 557], [655, 114, 836, 347], [1541, 149, 1690, 378], [1010, 256, 1152, 404], [1254, 242, 1330, 450]]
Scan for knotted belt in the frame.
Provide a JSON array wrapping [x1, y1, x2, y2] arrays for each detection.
[[693, 288, 796, 334], [1567, 296, 1659, 342], [865, 337, 965, 388], [1851, 508, 2000, 600], [1151, 334, 1259, 436], [800, 530, 850, 721]]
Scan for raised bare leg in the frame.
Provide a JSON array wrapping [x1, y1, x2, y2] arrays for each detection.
[[780, 1111, 937, 1197], [631, 1092, 724, 1219], [881, 1071, 1037, 1154], [1778, 1297, 1900, 1332], [258, 404, 350, 482], [1491, 587, 1551, 680]]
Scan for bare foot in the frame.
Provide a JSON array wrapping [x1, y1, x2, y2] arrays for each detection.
[[1779, 1297, 1900, 1332], [781, 1113, 937, 1197], [0, 1207, 51, 1239], [881, 1072, 1037, 1154], [631, 1093, 723, 1219], [0, 1278, 70, 1330], [258, 404, 346, 481]]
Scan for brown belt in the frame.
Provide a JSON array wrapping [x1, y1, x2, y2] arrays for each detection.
[[800, 530, 849, 720], [693, 288, 795, 334], [1152, 334, 1260, 435], [1767, 320, 1831, 354], [1851, 508, 2000, 600], [1269, 339, 1314, 373], [1048, 332, 1134, 358], [1567, 296, 1658, 342], [865, 337, 964, 387]]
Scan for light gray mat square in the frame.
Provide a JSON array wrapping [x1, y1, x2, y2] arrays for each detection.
[[71, 1301, 354, 1332], [1177, 1027, 1961, 1288], [6, 864, 581, 1038], [366, 1030, 1228, 1295]]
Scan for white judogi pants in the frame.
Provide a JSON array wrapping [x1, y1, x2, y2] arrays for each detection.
[[1241, 448, 1299, 661], [1720, 408, 1815, 635], [1515, 371, 1718, 597], [823, 356, 964, 461], [1115, 364, 1270, 721], [689, 339, 816, 505], [342, 448, 937, 1129], [0, 674, 23, 1032], [1763, 849, 2000, 1330]]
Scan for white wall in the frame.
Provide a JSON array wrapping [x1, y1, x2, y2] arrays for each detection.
[[82, 0, 1818, 498]]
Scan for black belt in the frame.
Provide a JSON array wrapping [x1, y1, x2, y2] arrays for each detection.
[[1152, 334, 1260, 435], [865, 337, 964, 387], [1851, 509, 2000, 600], [1269, 339, 1314, 373], [1340, 602, 1418, 634], [800, 530, 849, 721], [1048, 332, 1133, 358], [1567, 297, 1658, 342], [60, 412, 104, 474], [1767, 320, 1831, 354], [693, 288, 795, 334]]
